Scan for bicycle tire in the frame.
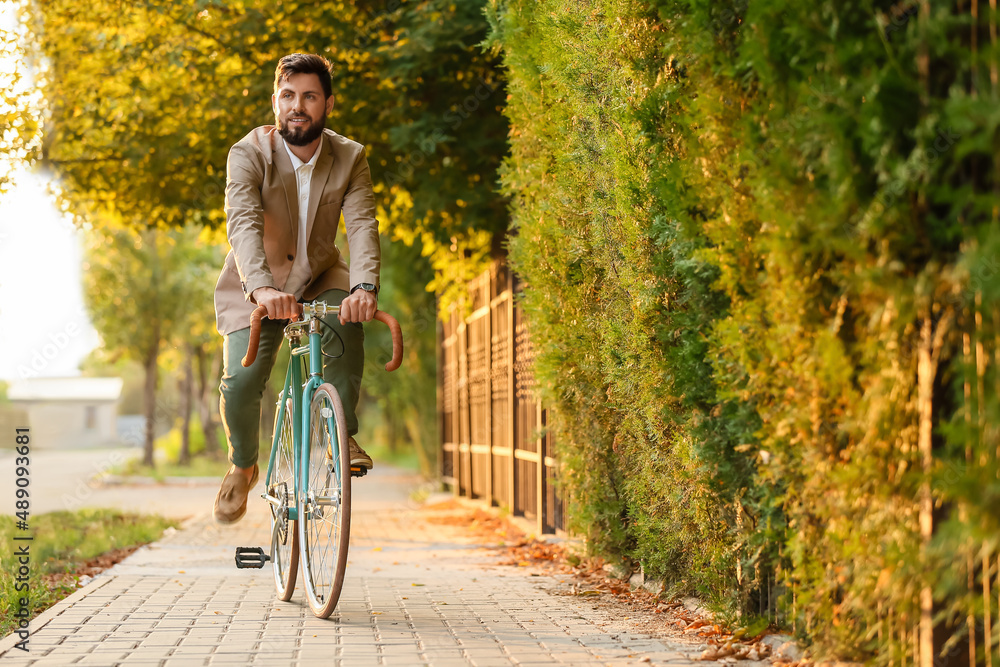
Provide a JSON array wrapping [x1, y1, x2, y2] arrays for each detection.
[[270, 396, 299, 601], [299, 382, 351, 618]]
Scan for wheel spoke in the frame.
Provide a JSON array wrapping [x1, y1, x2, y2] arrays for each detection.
[[299, 384, 351, 618], [270, 397, 298, 600]]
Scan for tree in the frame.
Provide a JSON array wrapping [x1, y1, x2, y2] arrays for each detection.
[[361, 234, 439, 476], [25, 0, 510, 463], [0, 6, 41, 195], [491, 0, 1000, 657], [168, 226, 226, 464], [23, 0, 507, 290], [82, 223, 212, 466]]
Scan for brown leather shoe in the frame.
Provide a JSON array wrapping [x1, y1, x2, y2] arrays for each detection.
[[349, 437, 374, 470], [213, 464, 259, 525], [327, 436, 374, 470]]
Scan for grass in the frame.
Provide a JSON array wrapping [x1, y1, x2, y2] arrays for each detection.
[[115, 454, 230, 481], [355, 407, 422, 473], [0, 509, 177, 636], [359, 438, 421, 472]]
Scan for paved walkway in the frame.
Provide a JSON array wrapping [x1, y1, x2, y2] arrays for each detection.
[[0, 465, 712, 666]]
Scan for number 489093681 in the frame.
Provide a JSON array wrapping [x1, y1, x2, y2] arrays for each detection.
[[14, 428, 30, 525]]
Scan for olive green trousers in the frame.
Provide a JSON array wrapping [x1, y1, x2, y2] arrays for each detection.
[[219, 289, 364, 469]]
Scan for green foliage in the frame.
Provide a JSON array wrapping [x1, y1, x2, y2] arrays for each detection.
[[0, 509, 176, 636], [489, 0, 734, 595], [0, 5, 41, 195], [359, 234, 439, 477], [82, 224, 192, 365], [664, 0, 1000, 655], [24, 0, 507, 288], [25, 0, 507, 464], [493, 0, 1000, 657], [156, 413, 210, 462]]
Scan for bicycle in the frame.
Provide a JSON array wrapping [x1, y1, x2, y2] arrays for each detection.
[[233, 300, 403, 618]]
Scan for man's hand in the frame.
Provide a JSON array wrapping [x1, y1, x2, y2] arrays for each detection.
[[252, 287, 302, 321], [339, 290, 377, 325]]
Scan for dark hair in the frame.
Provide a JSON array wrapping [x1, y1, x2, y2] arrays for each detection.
[[273, 53, 333, 99]]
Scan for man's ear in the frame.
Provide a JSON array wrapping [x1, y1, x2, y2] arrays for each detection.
[[271, 93, 278, 116], [326, 94, 335, 115]]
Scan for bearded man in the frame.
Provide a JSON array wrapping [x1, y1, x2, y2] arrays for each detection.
[[212, 53, 380, 524]]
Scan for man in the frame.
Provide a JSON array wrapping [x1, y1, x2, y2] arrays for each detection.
[[212, 53, 380, 524]]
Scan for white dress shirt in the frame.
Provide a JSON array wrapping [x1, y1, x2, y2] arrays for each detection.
[[281, 138, 322, 299]]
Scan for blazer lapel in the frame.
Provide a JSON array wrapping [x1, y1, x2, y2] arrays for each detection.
[[305, 133, 335, 243], [272, 134, 299, 247]]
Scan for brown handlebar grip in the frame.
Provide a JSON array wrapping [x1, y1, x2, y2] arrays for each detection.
[[374, 310, 404, 372], [241, 306, 269, 367]]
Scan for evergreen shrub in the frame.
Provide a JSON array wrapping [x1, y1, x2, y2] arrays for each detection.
[[489, 0, 1000, 657]]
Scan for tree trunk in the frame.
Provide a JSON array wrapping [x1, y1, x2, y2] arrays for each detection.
[[142, 321, 161, 468], [179, 344, 194, 465], [388, 409, 400, 454], [917, 314, 935, 667], [916, 304, 953, 667], [198, 345, 224, 459]]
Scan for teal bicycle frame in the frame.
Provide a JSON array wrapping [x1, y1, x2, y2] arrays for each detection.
[[263, 302, 342, 524]]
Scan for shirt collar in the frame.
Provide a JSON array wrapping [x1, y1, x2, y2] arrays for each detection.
[[282, 136, 323, 170]]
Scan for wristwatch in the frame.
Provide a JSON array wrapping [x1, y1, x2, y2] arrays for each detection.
[[351, 282, 378, 296]]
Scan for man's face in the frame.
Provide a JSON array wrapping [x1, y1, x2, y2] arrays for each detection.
[[272, 72, 334, 146]]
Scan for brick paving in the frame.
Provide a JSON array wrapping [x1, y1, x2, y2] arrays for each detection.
[[0, 467, 705, 666]]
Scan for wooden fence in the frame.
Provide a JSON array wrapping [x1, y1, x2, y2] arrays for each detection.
[[438, 261, 564, 535]]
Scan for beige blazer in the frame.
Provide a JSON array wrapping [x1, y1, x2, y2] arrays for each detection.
[[214, 126, 380, 335]]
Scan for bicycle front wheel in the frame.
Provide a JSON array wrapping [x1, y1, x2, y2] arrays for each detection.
[[299, 382, 351, 618], [270, 396, 298, 601]]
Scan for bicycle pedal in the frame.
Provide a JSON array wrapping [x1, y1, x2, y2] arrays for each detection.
[[350, 465, 368, 478], [235, 546, 270, 569]]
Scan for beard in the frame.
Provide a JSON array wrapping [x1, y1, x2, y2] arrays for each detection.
[[278, 113, 325, 146]]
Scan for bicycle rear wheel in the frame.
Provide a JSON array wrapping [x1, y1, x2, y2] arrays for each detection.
[[269, 395, 298, 601], [299, 382, 351, 618]]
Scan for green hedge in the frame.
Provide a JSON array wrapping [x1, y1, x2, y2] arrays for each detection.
[[490, 0, 1000, 658]]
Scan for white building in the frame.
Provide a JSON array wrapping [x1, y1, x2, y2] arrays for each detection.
[[7, 377, 123, 449]]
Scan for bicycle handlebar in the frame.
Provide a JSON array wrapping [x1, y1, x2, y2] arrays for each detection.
[[241, 304, 404, 372]]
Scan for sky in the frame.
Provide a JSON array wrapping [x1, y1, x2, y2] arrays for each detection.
[[0, 3, 99, 381], [0, 168, 100, 381]]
